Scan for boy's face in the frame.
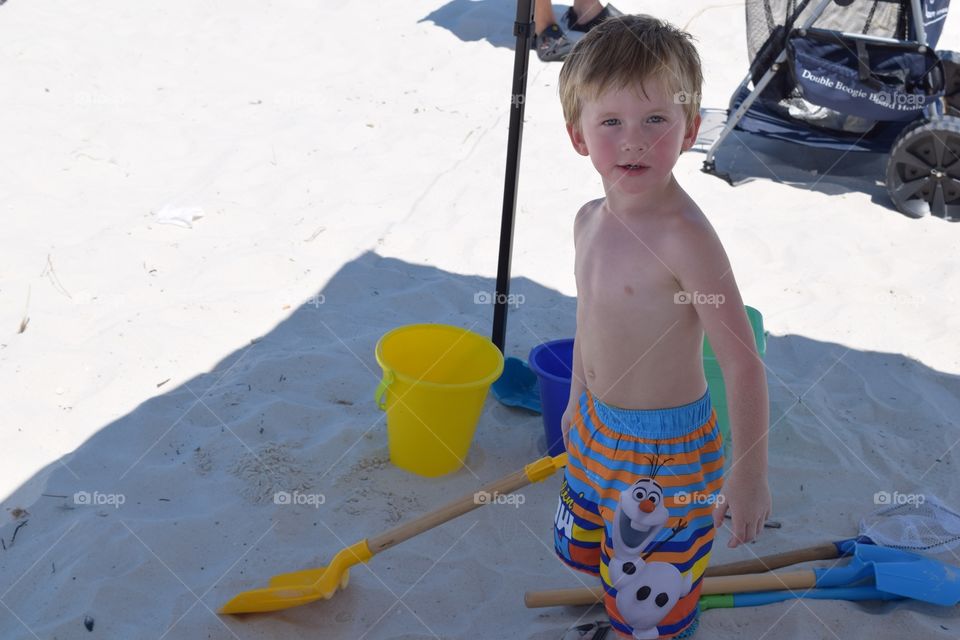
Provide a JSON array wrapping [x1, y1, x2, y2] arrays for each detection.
[[566, 79, 700, 197]]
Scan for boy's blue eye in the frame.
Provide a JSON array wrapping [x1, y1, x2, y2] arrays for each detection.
[[601, 118, 620, 126], [648, 115, 666, 124]]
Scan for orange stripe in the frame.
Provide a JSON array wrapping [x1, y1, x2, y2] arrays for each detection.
[[569, 544, 601, 569]]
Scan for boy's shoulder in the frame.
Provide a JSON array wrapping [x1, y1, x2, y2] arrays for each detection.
[[573, 198, 604, 244], [575, 197, 605, 222], [657, 193, 716, 248], [657, 196, 729, 275]]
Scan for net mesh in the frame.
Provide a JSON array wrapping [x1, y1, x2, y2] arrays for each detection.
[[745, 0, 905, 63], [860, 494, 960, 552]]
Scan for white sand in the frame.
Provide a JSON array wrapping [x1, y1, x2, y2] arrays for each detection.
[[2, 0, 960, 638]]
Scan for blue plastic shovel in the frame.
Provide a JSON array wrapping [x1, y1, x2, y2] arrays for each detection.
[[702, 542, 960, 607], [491, 356, 542, 413]]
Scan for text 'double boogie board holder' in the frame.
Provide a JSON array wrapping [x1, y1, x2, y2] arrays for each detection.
[[787, 27, 944, 122]]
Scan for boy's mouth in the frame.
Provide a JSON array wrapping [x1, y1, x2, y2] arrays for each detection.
[[618, 163, 649, 173]]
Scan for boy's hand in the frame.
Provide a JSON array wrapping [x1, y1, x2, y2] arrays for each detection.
[[712, 469, 771, 547]]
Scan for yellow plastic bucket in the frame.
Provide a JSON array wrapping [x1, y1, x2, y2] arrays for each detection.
[[375, 324, 504, 477]]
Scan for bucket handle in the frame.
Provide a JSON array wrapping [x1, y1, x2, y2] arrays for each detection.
[[375, 369, 394, 411]]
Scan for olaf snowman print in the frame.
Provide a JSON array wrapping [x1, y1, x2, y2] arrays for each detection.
[[609, 465, 692, 640]]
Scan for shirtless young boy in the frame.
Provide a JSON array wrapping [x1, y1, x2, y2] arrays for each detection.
[[551, 15, 772, 640]]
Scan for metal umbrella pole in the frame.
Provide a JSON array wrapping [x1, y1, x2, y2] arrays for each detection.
[[492, 0, 535, 353]]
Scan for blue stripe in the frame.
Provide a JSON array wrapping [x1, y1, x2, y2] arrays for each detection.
[[609, 617, 633, 637]]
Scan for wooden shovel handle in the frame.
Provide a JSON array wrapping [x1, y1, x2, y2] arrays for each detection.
[[524, 586, 605, 608], [705, 543, 841, 576], [368, 455, 565, 554], [524, 570, 818, 608], [702, 570, 817, 594], [522, 542, 840, 608]]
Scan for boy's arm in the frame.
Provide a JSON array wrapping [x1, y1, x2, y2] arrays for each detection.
[[562, 203, 593, 448], [664, 215, 771, 547], [569, 330, 587, 402]]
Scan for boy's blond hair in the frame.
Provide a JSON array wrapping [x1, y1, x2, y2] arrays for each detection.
[[559, 14, 703, 129]]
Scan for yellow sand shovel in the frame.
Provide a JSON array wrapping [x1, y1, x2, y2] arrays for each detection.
[[219, 452, 568, 614]]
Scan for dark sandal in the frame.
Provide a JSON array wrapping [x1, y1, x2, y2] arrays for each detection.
[[534, 23, 574, 62], [560, 621, 613, 640]]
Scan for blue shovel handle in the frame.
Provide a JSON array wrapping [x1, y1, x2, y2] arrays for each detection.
[[701, 585, 904, 611]]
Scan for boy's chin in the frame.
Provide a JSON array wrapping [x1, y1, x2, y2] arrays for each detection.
[[604, 171, 666, 195]]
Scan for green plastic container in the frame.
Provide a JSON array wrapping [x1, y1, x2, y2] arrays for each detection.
[[702, 306, 766, 447]]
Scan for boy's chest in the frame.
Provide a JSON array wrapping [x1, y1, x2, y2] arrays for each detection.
[[575, 221, 679, 309]]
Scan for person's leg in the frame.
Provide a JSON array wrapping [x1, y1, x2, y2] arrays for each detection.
[[570, 0, 604, 29], [532, 0, 575, 61], [566, 1, 623, 33], [554, 391, 605, 575], [534, 0, 558, 36]]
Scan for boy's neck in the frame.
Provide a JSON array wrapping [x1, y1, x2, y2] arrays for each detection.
[[601, 173, 683, 220]]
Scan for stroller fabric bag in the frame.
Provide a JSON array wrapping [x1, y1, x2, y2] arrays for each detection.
[[788, 29, 943, 122]]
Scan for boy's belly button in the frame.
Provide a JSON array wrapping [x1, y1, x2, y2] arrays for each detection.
[[586, 370, 596, 379]]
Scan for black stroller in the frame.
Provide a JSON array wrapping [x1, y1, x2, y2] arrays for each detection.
[[702, 0, 960, 220]]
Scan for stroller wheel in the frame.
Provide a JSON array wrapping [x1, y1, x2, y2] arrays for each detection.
[[885, 116, 960, 220]]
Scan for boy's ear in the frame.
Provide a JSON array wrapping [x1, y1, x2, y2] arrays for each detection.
[[681, 113, 702, 152], [566, 122, 589, 156]]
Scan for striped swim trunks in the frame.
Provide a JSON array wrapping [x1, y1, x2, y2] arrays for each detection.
[[553, 389, 724, 640]]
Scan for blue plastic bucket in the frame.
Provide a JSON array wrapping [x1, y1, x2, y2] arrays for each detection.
[[528, 339, 574, 456]]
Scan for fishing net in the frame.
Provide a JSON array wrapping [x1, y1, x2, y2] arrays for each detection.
[[860, 493, 960, 552]]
